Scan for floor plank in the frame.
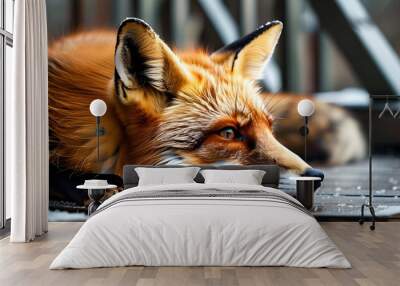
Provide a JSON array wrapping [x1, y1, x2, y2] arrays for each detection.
[[0, 222, 399, 286]]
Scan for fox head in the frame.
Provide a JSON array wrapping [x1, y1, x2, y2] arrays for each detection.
[[113, 18, 321, 178]]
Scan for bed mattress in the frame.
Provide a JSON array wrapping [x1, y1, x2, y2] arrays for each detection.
[[50, 183, 350, 269]]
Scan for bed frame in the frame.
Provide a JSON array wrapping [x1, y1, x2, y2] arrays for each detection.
[[122, 165, 280, 189]]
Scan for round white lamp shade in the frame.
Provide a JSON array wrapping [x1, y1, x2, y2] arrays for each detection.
[[90, 99, 107, 117], [297, 99, 315, 117]]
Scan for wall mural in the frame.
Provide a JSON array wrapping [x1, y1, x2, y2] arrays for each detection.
[[48, 18, 365, 209]]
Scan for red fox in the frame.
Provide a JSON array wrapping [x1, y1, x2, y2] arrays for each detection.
[[48, 18, 365, 182]]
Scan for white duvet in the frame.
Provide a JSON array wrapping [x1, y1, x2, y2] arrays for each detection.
[[50, 183, 350, 269]]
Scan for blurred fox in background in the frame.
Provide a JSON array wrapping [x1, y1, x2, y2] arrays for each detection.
[[48, 18, 365, 195]]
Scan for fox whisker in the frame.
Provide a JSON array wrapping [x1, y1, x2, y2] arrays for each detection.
[[268, 97, 289, 116], [263, 92, 278, 113]]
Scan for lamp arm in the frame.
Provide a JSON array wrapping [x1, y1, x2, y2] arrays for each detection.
[[304, 116, 308, 162], [96, 116, 100, 161]]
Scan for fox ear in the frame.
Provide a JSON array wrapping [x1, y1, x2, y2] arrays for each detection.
[[115, 18, 192, 93], [211, 21, 282, 80]]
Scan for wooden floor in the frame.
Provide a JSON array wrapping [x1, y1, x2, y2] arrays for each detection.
[[0, 222, 399, 286]]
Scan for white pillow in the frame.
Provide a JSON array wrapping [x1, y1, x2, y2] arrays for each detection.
[[200, 169, 266, 185], [135, 167, 200, 186]]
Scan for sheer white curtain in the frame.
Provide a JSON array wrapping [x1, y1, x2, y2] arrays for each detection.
[[8, 0, 49, 242]]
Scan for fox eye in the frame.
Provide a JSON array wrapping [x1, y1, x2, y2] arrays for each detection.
[[219, 127, 237, 140]]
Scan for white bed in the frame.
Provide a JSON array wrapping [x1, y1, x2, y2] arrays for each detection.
[[50, 182, 350, 269]]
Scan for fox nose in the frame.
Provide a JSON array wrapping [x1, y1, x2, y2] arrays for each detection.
[[301, 168, 324, 190]]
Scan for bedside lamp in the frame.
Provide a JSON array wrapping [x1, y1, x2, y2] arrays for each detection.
[[297, 99, 315, 162], [90, 99, 107, 161]]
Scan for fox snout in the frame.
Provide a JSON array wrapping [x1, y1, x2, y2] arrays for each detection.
[[256, 134, 324, 189], [254, 128, 324, 186]]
